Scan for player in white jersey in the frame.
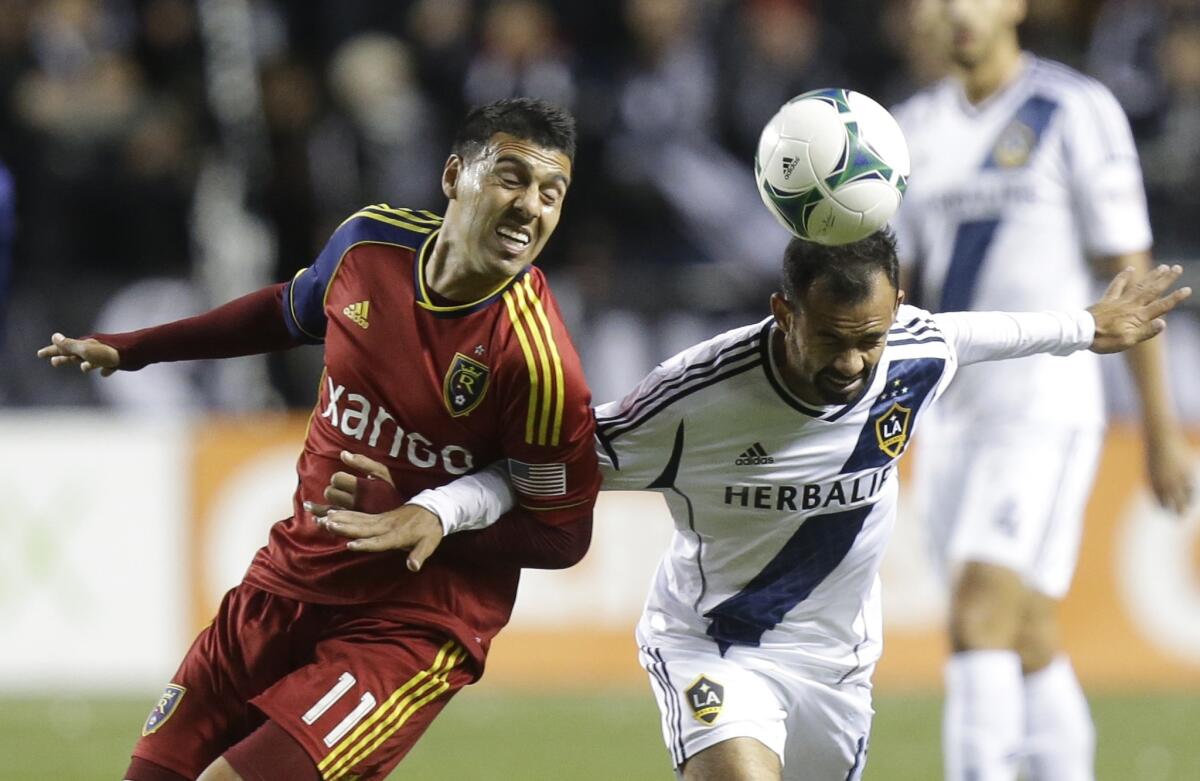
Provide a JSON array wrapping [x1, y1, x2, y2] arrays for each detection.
[[891, 1, 1195, 780], [311, 230, 1190, 780]]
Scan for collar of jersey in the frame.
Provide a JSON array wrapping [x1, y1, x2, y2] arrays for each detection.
[[413, 228, 529, 317], [951, 51, 1034, 118], [761, 321, 875, 422]]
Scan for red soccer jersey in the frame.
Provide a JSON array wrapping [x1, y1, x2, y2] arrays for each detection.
[[241, 204, 600, 662]]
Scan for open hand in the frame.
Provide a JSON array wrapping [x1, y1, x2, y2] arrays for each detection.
[[303, 450, 444, 571], [321, 505, 445, 572], [1088, 265, 1192, 354], [36, 333, 120, 375]]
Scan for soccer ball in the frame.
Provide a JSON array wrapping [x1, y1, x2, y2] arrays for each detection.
[[755, 88, 910, 245]]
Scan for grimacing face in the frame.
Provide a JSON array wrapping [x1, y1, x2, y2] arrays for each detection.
[[936, 0, 1026, 68], [771, 270, 902, 406], [442, 131, 572, 281]]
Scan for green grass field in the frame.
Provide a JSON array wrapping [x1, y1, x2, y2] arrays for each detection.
[[1, 691, 1197, 779]]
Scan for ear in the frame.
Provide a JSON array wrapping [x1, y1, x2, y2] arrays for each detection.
[[895, 288, 906, 311], [770, 292, 793, 333], [442, 155, 462, 200]]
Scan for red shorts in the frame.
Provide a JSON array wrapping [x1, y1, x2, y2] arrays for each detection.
[[131, 583, 476, 781]]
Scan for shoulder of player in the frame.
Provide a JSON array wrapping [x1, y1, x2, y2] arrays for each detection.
[[890, 78, 956, 130], [602, 320, 767, 415], [886, 305, 946, 347], [496, 267, 564, 339], [493, 270, 585, 381], [593, 320, 768, 443], [1026, 57, 1124, 121], [335, 204, 443, 253], [657, 319, 768, 381]]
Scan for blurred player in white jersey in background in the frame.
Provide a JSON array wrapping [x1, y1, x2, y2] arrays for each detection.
[[891, 1, 1196, 779], [314, 231, 1190, 781]]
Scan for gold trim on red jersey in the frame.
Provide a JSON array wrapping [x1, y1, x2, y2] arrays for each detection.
[[503, 279, 567, 447], [343, 204, 439, 234], [413, 226, 525, 315], [317, 640, 466, 780]]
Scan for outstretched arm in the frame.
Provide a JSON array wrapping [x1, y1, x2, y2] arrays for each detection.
[[936, 264, 1191, 366], [37, 283, 303, 373], [935, 264, 1194, 514]]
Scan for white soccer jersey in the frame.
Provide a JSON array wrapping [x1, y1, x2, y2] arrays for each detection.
[[599, 306, 960, 685], [414, 306, 1094, 688], [891, 55, 1151, 428]]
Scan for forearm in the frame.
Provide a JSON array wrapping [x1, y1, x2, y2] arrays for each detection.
[[937, 310, 1095, 366], [1097, 251, 1180, 439], [407, 461, 515, 535], [353, 464, 588, 568], [92, 283, 302, 370], [1123, 334, 1179, 440], [439, 508, 593, 570]]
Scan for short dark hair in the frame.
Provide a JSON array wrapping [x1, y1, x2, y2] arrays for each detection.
[[781, 227, 900, 306], [452, 98, 577, 163]]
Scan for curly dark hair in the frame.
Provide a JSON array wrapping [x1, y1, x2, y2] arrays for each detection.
[[451, 98, 577, 163], [781, 228, 900, 305]]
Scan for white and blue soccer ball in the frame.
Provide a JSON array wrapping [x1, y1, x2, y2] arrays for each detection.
[[755, 88, 910, 245]]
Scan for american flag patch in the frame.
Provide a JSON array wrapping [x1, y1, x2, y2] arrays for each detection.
[[508, 459, 567, 497]]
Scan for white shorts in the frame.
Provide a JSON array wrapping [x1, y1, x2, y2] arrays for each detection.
[[916, 424, 1103, 598], [637, 640, 872, 780]]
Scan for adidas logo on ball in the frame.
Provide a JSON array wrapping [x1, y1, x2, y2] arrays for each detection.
[[735, 443, 775, 466], [781, 156, 799, 180]]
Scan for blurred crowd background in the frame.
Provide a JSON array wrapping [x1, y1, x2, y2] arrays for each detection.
[[0, 0, 1198, 411]]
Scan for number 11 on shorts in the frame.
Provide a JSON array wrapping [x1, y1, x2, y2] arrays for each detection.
[[302, 672, 378, 748]]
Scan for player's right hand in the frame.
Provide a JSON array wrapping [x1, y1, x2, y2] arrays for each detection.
[[321, 505, 445, 573], [36, 333, 120, 376]]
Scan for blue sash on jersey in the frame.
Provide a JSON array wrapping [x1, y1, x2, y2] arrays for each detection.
[[938, 95, 1060, 312]]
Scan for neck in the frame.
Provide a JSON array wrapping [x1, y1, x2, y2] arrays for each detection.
[[423, 232, 508, 303], [771, 328, 823, 407], [959, 39, 1023, 104]]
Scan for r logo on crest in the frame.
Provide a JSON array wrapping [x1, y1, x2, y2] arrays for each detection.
[[443, 352, 491, 417], [142, 683, 186, 736], [685, 675, 725, 726], [874, 402, 912, 458]]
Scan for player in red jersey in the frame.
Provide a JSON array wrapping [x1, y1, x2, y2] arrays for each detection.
[[37, 98, 600, 781]]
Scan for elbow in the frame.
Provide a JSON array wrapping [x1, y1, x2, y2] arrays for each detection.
[[541, 515, 594, 569]]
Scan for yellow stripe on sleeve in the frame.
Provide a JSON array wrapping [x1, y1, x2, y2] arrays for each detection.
[[512, 282, 554, 446], [367, 204, 443, 226], [521, 277, 566, 446], [318, 642, 463, 779], [502, 290, 542, 445], [350, 209, 433, 234]]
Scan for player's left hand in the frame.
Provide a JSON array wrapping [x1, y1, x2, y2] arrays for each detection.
[[1146, 431, 1195, 516], [1088, 264, 1192, 354], [321, 505, 445, 572]]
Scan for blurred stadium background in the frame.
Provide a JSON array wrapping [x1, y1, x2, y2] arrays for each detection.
[[0, 0, 1198, 778]]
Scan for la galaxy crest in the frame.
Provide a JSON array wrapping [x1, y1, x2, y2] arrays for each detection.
[[991, 119, 1036, 168], [685, 675, 724, 726], [142, 683, 186, 736], [443, 352, 490, 417], [874, 402, 912, 458]]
